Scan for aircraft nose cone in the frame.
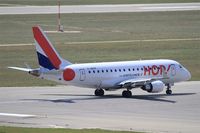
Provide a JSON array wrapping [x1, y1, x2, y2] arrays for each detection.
[[185, 69, 191, 81], [187, 70, 191, 80]]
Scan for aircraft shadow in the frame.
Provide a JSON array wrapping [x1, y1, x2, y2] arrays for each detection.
[[22, 92, 196, 104], [21, 98, 75, 103]]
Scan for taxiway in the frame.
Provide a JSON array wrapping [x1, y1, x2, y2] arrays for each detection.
[[0, 81, 200, 133], [0, 3, 200, 15]]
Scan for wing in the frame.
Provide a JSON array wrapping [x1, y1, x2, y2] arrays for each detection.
[[119, 67, 170, 89], [118, 76, 169, 89]]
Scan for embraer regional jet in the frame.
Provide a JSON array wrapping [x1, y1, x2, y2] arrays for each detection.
[[9, 26, 191, 98]]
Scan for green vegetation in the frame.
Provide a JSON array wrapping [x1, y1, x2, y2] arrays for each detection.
[[0, 126, 141, 133], [0, 11, 199, 86], [1, 11, 200, 44], [0, 0, 199, 6]]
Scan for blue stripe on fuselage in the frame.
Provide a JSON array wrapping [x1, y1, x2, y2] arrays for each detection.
[[36, 52, 56, 70]]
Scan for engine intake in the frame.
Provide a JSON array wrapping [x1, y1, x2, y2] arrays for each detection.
[[141, 80, 164, 93]]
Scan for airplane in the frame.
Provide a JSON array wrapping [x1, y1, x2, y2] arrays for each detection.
[[9, 26, 191, 98]]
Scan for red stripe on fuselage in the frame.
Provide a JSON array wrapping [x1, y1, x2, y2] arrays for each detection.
[[32, 26, 61, 69]]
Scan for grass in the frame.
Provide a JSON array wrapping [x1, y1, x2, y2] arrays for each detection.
[[0, 11, 200, 86], [0, 126, 141, 133], [1, 11, 200, 44], [0, 0, 199, 6]]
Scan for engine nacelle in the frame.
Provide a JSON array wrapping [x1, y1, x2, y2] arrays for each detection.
[[141, 80, 164, 93]]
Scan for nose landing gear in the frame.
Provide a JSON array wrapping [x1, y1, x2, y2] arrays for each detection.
[[166, 89, 172, 95], [166, 84, 172, 95]]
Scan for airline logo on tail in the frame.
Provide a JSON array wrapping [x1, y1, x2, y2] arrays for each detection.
[[33, 26, 62, 70]]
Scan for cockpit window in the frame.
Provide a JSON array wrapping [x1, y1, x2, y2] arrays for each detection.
[[179, 65, 183, 68]]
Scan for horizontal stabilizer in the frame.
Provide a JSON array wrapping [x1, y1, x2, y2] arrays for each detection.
[[8, 67, 40, 77], [8, 67, 32, 72]]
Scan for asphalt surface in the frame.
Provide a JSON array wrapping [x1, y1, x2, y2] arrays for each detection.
[[0, 81, 199, 133], [0, 3, 200, 14]]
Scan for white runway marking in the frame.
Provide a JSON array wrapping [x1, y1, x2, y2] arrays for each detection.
[[45, 30, 82, 33], [0, 4, 20, 6], [0, 43, 33, 47], [0, 100, 36, 104], [0, 38, 199, 47], [0, 113, 36, 118], [0, 3, 200, 15], [64, 38, 200, 44]]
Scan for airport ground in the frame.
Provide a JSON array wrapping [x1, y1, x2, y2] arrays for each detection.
[[0, 82, 200, 133], [0, 1, 200, 133], [0, 127, 138, 133], [0, 0, 200, 6], [1, 3, 200, 14]]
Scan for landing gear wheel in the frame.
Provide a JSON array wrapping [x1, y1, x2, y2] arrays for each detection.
[[94, 89, 104, 96], [166, 89, 172, 95], [122, 90, 132, 98]]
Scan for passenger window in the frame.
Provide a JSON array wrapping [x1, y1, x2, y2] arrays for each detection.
[[97, 70, 100, 73], [102, 70, 104, 73], [119, 69, 121, 72], [133, 68, 135, 71], [128, 68, 131, 71], [137, 68, 139, 71], [141, 68, 143, 70], [115, 69, 117, 72], [123, 69, 126, 72], [93, 70, 95, 73], [106, 70, 108, 72], [88, 71, 91, 74], [110, 69, 113, 72]]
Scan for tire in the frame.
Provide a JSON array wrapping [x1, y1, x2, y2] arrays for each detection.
[[95, 89, 104, 96], [166, 89, 172, 95], [122, 90, 132, 98]]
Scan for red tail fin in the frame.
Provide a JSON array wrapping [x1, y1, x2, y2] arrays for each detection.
[[32, 26, 71, 70]]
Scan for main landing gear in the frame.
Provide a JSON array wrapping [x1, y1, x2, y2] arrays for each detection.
[[122, 90, 132, 98], [94, 89, 104, 96], [94, 88, 132, 98], [166, 84, 172, 95]]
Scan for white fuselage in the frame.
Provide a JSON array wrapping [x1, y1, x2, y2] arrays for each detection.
[[41, 59, 191, 90], [9, 26, 192, 97]]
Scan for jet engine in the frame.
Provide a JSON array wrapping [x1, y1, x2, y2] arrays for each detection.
[[141, 80, 164, 93]]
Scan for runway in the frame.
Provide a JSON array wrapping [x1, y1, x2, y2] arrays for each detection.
[[0, 3, 200, 14], [0, 81, 200, 132]]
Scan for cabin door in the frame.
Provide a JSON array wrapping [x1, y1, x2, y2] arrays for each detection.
[[79, 69, 86, 81], [170, 64, 176, 77]]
